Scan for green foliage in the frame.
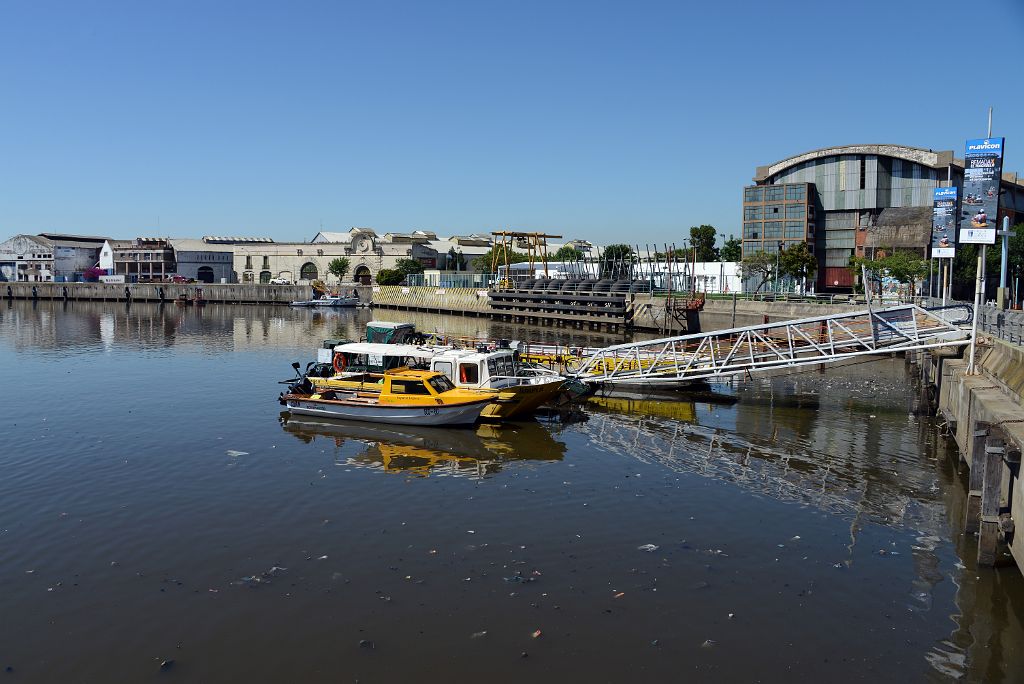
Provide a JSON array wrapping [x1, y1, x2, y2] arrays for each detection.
[[719, 236, 742, 262], [600, 244, 634, 277], [471, 247, 529, 271], [689, 225, 720, 262], [738, 251, 775, 293], [778, 242, 817, 281], [327, 257, 350, 280], [952, 223, 1024, 295], [553, 245, 584, 262], [375, 268, 404, 285], [653, 247, 692, 260], [394, 258, 425, 275], [446, 247, 467, 270], [851, 248, 929, 293]]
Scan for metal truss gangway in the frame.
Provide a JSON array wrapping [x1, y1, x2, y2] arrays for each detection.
[[572, 303, 971, 386]]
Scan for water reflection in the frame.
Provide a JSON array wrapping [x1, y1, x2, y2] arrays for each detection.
[[280, 414, 567, 478]]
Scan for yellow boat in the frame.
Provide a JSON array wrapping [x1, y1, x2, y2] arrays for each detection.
[[281, 369, 494, 426]]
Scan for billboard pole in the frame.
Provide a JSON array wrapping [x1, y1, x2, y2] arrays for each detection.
[[967, 111, 996, 375]]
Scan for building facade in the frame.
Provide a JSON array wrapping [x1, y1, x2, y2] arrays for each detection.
[[230, 228, 440, 285], [169, 239, 235, 283], [100, 238, 177, 282], [744, 144, 1024, 291], [0, 235, 54, 282]]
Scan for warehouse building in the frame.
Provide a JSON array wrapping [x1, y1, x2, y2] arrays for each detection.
[[743, 144, 1024, 292]]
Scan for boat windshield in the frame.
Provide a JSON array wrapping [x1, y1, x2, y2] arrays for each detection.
[[428, 375, 456, 394]]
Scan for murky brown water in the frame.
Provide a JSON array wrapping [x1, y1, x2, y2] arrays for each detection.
[[0, 300, 1021, 682]]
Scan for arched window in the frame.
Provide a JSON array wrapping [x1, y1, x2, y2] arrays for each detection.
[[259, 271, 272, 284], [300, 262, 318, 281], [197, 266, 215, 283]]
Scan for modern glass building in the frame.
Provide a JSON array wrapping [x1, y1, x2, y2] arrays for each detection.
[[743, 144, 1024, 292]]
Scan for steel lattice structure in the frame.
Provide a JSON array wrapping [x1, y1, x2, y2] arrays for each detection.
[[572, 304, 970, 386]]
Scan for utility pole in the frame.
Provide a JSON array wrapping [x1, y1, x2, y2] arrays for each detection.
[[997, 216, 1014, 309], [967, 107, 994, 375]]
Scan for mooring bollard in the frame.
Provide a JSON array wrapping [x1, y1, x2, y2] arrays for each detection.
[[62, 286, 69, 300], [158, 286, 165, 302], [32, 286, 38, 300], [5, 285, 11, 299], [124, 286, 131, 301]]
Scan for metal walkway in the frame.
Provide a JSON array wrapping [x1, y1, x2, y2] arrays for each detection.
[[572, 304, 971, 386]]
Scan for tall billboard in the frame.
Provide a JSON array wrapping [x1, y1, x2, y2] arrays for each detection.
[[931, 187, 957, 257], [959, 137, 1004, 244]]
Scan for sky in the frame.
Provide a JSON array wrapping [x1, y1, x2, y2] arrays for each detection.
[[2, 0, 1024, 244]]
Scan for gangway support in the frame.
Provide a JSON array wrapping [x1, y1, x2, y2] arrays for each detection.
[[572, 304, 970, 386]]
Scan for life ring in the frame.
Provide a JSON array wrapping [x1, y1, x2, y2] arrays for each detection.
[[332, 352, 347, 374]]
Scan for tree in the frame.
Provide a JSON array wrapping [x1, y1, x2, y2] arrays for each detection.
[[720, 236, 742, 262], [553, 245, 584, 262], [600, 244, 634, 278], [689, 225, 719, 262], [738, 251, 776, 293], [952, 222, 1024, 299], [851, 249, 929, 299], [327, 257, 350, 281], [778, 242, 817, 292], [375, 268, 404, 285], [472, 247, 529, 272], [446, 247, 467, 271], [394, 258, 425, 276]]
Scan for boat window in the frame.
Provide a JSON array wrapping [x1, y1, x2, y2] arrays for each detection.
[[390, 380, 431, 395], [428, 375, 455, 394], [434, 361, 453, 381], [487, 358, 498, 377], [459, 362, 479, 384]]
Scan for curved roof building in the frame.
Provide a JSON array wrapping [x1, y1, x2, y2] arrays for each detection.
[[743, 144, 1024, 291]]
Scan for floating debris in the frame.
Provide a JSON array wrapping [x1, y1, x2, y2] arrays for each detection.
[[225, 450, 249, 457], [637, 544, 660, 553]]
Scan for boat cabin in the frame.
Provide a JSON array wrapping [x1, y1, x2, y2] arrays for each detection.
[[366, 321, 418, 344], [429, 348, 519, 388]]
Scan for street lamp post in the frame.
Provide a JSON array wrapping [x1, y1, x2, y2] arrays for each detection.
[[775, 241, 784, 294]]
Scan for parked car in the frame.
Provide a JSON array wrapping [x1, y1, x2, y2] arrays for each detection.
[[269, 277, 292, 285], [170, 275, 193, 283]]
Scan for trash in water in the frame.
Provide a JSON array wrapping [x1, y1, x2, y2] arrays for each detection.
[[226, 450, 249, 457], [701, 639, 716, 649], [613, 592, 625, 599], [470, 631, 488, 639], [359, 639, 375, 649], [531, 629, 542, 638], [637, 544, 660, 553], [159, 659, 175, 671]]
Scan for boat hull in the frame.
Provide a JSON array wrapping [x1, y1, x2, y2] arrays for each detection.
[[290, 297, 360, 308], [285, 396, 489, 426], [479, 379, 565, 420]]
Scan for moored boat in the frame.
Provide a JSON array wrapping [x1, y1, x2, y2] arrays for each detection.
[[281, 369, 493, 426], [290, 293, 360, 308]]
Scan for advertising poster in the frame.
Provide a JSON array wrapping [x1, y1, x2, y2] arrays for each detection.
[[930, 186, 957, 258], [959, 137, 1004, 244]]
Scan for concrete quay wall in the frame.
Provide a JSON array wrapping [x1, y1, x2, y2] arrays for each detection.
[[3, 281, 332, 304], [630, 294, 863, 334], [927, 340, 1024, 569]]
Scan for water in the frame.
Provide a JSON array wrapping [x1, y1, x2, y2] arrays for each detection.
[[0, 300, 1021, 682]]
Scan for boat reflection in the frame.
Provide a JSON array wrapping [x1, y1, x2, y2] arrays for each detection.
[[279, 414, 567, 478]]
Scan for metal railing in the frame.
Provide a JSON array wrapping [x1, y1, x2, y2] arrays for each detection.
[[571, 304, 970, 386]]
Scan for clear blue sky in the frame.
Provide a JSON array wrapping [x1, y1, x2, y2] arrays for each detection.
[[2, 0, 1023, 243]]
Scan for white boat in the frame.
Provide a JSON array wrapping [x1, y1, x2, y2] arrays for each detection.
[[290, 294, 360, 308]]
